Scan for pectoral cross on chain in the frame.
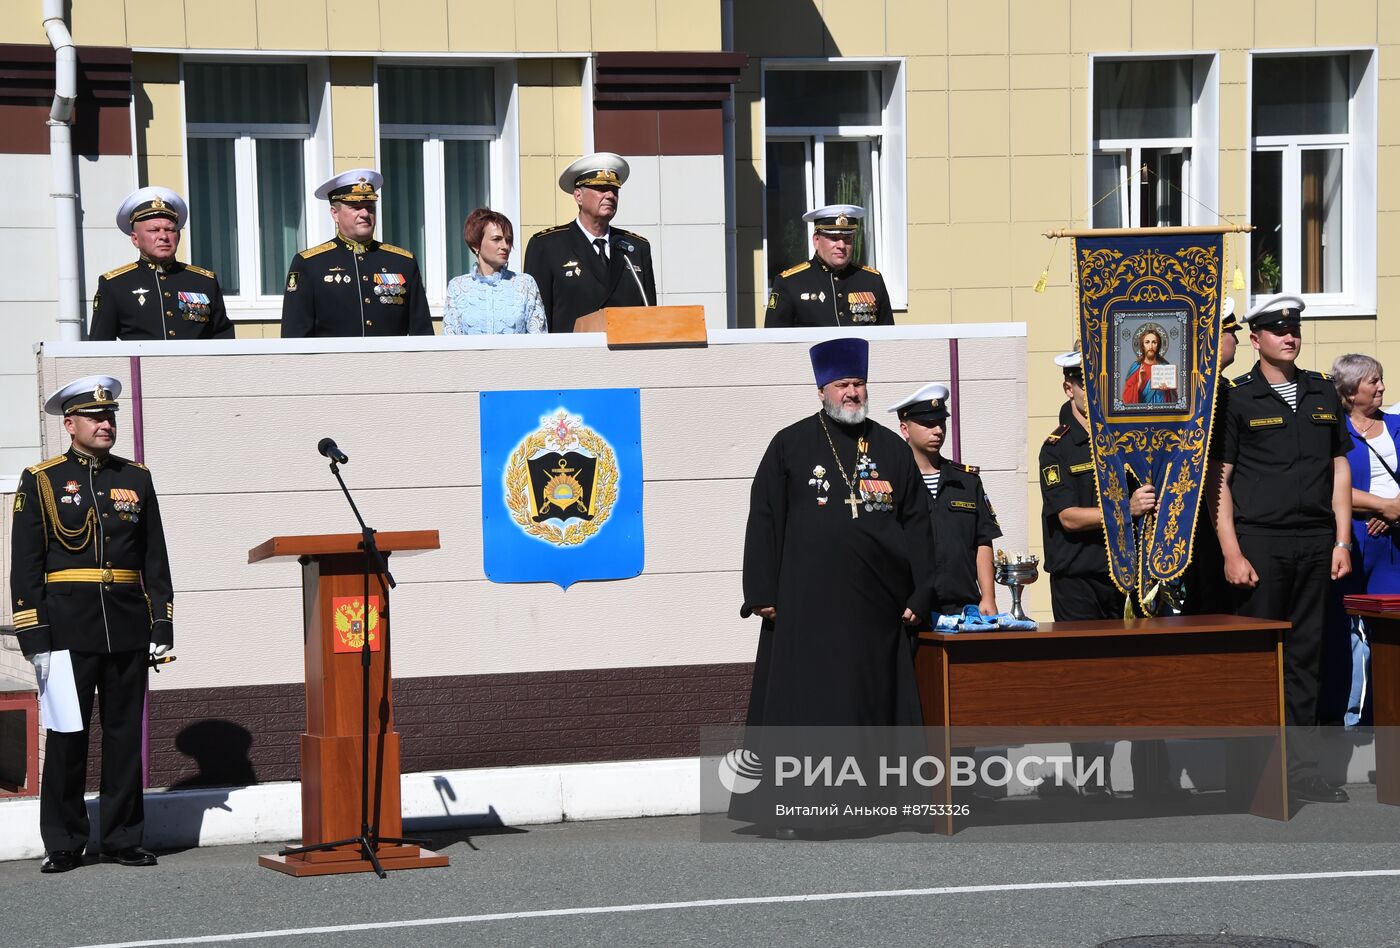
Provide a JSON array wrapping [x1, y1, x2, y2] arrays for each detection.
[[844, 492, 861, 519]]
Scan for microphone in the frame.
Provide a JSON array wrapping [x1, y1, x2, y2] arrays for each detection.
[[317, 437, 350, 464]]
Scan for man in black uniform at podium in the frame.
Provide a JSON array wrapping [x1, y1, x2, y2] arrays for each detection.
[[10, 375, 174, 873], [281, 168, 433, 337], [89, 187, 233, 341], [522, 152, 656, 333], [764, 204, 895, 328]]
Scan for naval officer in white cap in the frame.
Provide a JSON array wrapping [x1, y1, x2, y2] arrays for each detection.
[[765, 204, 894, 328], [522, 151, 656, 333], [280, 168, 432, 337], [90, 187, 232, 341]]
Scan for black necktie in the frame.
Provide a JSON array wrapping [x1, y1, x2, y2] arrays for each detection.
[[593, 237, 607, 258]]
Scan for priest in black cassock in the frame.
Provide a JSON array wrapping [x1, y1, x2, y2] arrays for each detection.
[[730, 337, 937, 837]]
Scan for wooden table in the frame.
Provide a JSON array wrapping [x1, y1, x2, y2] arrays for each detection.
[[1342, 610, 1400, 806], [914, 614, 1290, 834]]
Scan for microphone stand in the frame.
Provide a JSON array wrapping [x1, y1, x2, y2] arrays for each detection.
[[277, 456, 425, 878]]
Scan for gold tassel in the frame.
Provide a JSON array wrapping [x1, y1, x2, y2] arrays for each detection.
[[1033, 269, 1048, 294], [1233, 265, 1244, 290]]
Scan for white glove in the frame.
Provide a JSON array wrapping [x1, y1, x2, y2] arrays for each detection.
[[30, 651, 50, 682], [149, 643, 170, 659]]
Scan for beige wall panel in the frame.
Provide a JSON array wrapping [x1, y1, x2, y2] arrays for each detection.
[[3, 0, 48, 44], [906, 55, 949, 93], [555, 0, 594, 51], [1011, 54, 1072, 90], [378, 0, 450, 51], [949, 0, 1008, 55], [184, 0, 258, 49], [945, 223, 1013, 288], [1011, 155, 1073, 223], [949, 90, 1009, 157], [1192, 0, 1254, 50], [448, 4, 515, 50], [591, 0, 656, 51], [1380, 146, 1400, 211], [258, 0, 329, 49], [126, 0, 187, 47], [950, 156, 1010, 223], [950, 55, 1010, 92], [906, 91, 950, 157], [1010, 88, 1072, 157], [1010, 0, 1070, 54], [904, 289, 952, 324], [1069, 0, 1129, 54], [552, 83, 584, 159], [951, 287, 1012, 321], [330, 61, 376, 163], [1129, 0, 1193, 50], [733, 93, 758, 162], [907, 224, 953, 290], [327, 0, 379, 49], [1017, 286, 1076, 348], [1381, 86, 1400, 148], [1312, 318, 1380, 345], [1380, 278, 1400, 338], [72, 0, 129, 45], [733, 0, 827, 58], [737, 225, 763, 297], [1383, 5, 1400, 43], [517, 84, 556, 156], [821, 0, 886, 57], [1254, 0, 1316, 48], [134, 52, 181, 85], [907, 157, 950, 224], [886, 0, 948, 56], [1218, 83, 1248, 150], [137, 81, 185, 157], [1380, 211, 1400, 277], [1315, 0, 1378, 46], [657, 0, 722, 51], [143, 156, 188, 193], [1219, 50, 1248, 89]]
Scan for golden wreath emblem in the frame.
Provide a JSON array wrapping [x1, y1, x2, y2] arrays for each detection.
[[334, 598, 379, 650], [505, 409, 619, 547]]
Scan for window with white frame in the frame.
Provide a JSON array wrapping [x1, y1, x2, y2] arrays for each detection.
[[1250, 52, 1376, 311], [185, 62, 319, 301], [762, 64, 906, 305], [377, 65, 500, 302], [1091, 57, 1217, 229]]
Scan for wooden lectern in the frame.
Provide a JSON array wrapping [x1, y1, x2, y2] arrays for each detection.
[[573, 304, 707, 348], [249, 531, 448, 876]]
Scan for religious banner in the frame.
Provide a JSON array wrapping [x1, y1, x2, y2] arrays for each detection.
[[480, 388, 643, 588], [1070, 227, 1233, 608]]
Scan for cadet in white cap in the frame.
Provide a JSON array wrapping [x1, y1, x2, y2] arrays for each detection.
[[280, 168, 432, 338], [1214, 291, 1355, 804], [90, 187, 232, 341], [889, 382, 1002, 616], [11, 375, 174, 872], [522, 151, 655, 333], [765, 203, 893, 328]]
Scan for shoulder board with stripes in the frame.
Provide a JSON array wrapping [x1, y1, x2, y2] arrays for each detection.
[[1045, 424, 1070, 445], [380, 243, 415, 259], [1301, 368, 1332, 381], [532, 224, 570, 238], [613, 228, 649, 243], [184, 264, 216, 279], [27, 455, 67, 475], [780, 262, 811, 278], [102, 262, 139, 280], [861, 265, 882, 276], [946, 460, 980, 475], [299, 241, 337, 259], [1232, 372, 1254, 386]]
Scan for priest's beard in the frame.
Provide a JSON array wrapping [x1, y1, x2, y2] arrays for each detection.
[[821, 396, 868, 425]]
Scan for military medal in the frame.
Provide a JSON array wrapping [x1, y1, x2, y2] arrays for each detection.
[[819, 417, 868, 519]]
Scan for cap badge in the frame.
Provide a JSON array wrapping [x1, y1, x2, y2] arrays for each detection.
[[150, 196, 166, 211], [835, 214, 849, 226], [351, 180, 374, 194], [93, 383, 109, 402]]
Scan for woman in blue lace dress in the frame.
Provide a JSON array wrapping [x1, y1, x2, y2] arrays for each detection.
[[443, 208, 546, 334]]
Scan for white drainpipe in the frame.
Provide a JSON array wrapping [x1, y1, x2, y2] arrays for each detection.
[[44, 0, 82, 341]]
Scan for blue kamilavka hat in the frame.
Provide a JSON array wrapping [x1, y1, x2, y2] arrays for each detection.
[[810, 337, 869, 387]]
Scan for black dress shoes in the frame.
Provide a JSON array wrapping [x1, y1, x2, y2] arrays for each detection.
[[1291, 775, 1349, 804], [102, 846, 158, 867], [40, 850, 82, 873]]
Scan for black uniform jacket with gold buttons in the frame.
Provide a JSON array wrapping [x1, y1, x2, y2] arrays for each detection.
[[764, 256, 895, 328], [1038, 403, 1109, 578], [89, 258, 234, 341], [280, 235, 433, 337], [523, 223, 657, 333], [928, 460, 1003, 612], [1217, 365, 1353, 537], [10, 448, 173, 656]]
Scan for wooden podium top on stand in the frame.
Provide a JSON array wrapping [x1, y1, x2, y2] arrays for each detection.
[[248, 531, 440, 563], [573, 305, 707, 348]]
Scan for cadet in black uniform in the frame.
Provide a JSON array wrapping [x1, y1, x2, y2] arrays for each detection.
[[523, 152, 656, 333], [764, 204, 895, 328], [1214, 294, 1353, 803], [10, 375, 174, 873], [889, 382, 1001, 615], [89, 187, 233, 341], [280, 168, 433, 337]]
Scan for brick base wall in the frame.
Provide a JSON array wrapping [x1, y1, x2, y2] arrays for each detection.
[[75, 663, 754, 791]]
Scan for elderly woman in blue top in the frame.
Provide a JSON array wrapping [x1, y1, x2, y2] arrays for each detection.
[[443, 208, 546, 334]]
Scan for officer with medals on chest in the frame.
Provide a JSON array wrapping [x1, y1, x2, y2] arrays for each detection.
[[89, 187, 233, 341], [10, 376, 174, 873], [522, 152, 656, 333], [764, 204, 895, 328], [280, 169, 433, 337], [1212, 294, 1353, 804], [890, 382, 1002, 616]]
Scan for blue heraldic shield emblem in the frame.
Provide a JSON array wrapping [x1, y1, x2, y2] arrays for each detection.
[[481, 389, 643, 588], [1072, 230, 1229, 609]]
